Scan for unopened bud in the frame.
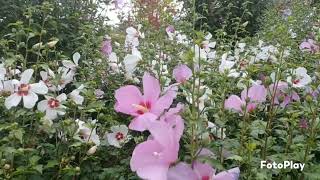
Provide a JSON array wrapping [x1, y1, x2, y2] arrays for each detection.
[[87, 146, 97, 155]]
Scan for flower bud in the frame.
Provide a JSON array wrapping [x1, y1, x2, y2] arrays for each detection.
[[3, 164, 10, 170], [306, 94, 313, 103], [87, 145, 97, 155]]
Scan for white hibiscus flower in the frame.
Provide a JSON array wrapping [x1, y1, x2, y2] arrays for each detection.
[[37, 93, 67, 120], [69, 84, 85, 105], [106, 125, 129, 148], [75, 119, 100, 146], [287, 67, 312, 88], [5, 69, 48, 109]]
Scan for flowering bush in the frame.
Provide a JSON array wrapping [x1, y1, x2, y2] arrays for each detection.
[[0, 0, 320, 179]]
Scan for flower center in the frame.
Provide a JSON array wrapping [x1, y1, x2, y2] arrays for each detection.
[[17, 84, 30, 96], [115, 132, 124, 141], [293, 79, 300, 84], [133, 101, 151, 115], [202, 176, 210, 180], [48, 98, 60, 108]]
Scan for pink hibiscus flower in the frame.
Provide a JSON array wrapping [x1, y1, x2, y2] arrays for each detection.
[[299, 39, 319, 53], [101, 38, 112, 57], [224, 84, 267, 113], [114, 73, 176, 131], [168, 161, 240, 180], [269, 81, 300, 107], [130, 120, 181, 180], [173, 64, 193, 83]]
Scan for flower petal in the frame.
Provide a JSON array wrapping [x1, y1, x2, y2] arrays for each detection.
[[5, 93, 22, 109], [115, 85, 143, 116], [214, 167, 240, 180], [37, 100, 48, 112], [143, 73, 160, 104], [30, 81, 48, 94], [23, 92, 38, 109], [167, 162, 197, 180], [20, 69, 34, 84], [224, 95, 244, 113]]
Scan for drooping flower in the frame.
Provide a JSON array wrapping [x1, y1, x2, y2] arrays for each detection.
[[130, 120, 180, 180], [219, 53, 236, 74], [106, 125, 129, 148], [299, 119, 308, 129], [62, 52, 80, 71], [114, 0, 125, 9], [37, 93, 67, 120], [0, 80, 14, 96], [287, 67, 311, 88], [75, 119, 100, 146], [101, 36, 112, 57], [40, 68, 57, 91], [269, 81, 300, 107], [5, 69, 48, 109], [94, 89, 104, 99], [224, 84, 267, 113], [166, 25, 175, 40], [166, 25, 175, 34], [114, 73, 176, 131], [69, 84, 85, 105], [123, 48, 142, 78], [299, 39, 319, 53], [125, 25, 144, 48], [173, 64, 192, 83], [56, 67, 75, 91]]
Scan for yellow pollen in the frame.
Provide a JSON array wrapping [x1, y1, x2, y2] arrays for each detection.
[[132, 104, 149, 113]]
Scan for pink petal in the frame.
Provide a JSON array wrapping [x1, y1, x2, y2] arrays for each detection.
[[224, 95, 244, 113], [130, 140, 165, 171], [167, 162, 197, 180], [151, 90, 176, 116], [193, 161, 215, 180], [137, 165, 169, 180], [143, 73, 160, 104], [129, 113, 157, 131], [114, 85, 143, 116], [214, 167, 240, 180], [173, 64, 192, 83], [299, 42, 311, 51], [247, 84, 267, 102]]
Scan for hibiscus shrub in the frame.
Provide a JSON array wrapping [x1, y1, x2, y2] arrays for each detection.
[[1, 0, 320, 180]]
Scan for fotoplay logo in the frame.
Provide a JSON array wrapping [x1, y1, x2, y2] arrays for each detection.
[[260, 161, 305, 171]]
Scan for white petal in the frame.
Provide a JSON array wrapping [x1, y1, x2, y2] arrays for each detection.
[[37, 100, 48, 112], [46, 109, 58, 120], [107, 133, 121, 148], [123, 55, 140, 74], [30, 81, 48, 94], [5, 93, 22, 109], [20, 69, 34, 84], [119, 125, 129, 135], [62, 60, 76, 69], [40, 71, 48, 80], [23, 92, 38, 109], [56, 93, 67, 102], [72, 52, 80, 65]]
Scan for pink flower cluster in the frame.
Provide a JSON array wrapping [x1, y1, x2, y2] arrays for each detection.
[[114, 72, 183, 179], [114, 69, 240, 179]]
